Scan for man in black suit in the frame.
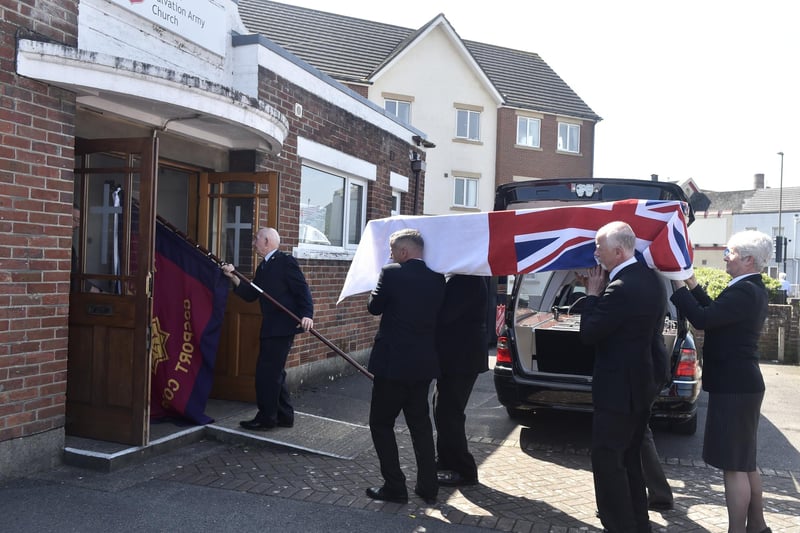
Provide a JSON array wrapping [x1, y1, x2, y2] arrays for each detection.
[[365, 228, 446, 506], [434, 274, 489, 487], [579, 221, 666, 533], [222, 227, 313, 431]]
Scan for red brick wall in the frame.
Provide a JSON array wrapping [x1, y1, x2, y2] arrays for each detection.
[[495, 107, 596, 186], [0, 0, 419, 448], [0, 1, 78, 442], [254, 68, 420, 370]]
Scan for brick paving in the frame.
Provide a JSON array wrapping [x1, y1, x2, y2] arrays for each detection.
[[158, 426, 800, 532]]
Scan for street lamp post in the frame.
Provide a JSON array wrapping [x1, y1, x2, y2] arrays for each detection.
[[778, 151, 785, 272], [794, 214, 800, 287]]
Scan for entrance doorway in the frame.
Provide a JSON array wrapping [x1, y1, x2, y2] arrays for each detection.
[[68, 137, 277, 445]]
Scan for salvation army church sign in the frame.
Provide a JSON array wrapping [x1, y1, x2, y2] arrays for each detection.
[[109, 0, 226, 56]]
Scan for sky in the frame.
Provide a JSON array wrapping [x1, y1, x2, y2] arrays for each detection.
[[274, 0, 798, 192]]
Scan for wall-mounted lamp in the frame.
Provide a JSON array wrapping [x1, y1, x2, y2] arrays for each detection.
[[410, 151, 426, 215]]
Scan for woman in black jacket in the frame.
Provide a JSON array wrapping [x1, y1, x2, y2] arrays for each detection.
[[670, 230, 772, 533]]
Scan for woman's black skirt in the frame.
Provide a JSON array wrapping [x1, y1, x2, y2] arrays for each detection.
[[703, 391, 764, 471]]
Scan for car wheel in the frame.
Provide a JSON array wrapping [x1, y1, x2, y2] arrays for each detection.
[[506, 407, 532, 420], [671, 414, 697, 435]]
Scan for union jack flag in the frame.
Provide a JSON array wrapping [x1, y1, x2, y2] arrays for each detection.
[[337, 199, 693, 302], [487, 199, 693, 275]]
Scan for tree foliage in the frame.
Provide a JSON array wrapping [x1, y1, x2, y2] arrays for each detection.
[[694, 267, 782, 300]]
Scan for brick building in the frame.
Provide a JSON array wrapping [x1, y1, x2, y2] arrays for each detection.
[[1, 0, 425, 477]]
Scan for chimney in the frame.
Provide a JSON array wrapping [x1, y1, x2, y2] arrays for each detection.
[[754, 173, 765, 189], [650, 174, 658, 182]]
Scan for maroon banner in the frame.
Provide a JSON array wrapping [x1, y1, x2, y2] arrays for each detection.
[[150, 222, 229, 424]]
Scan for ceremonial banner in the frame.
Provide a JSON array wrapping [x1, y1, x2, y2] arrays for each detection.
[[338, 199, 692, 303], [150, 222, 229, 424]]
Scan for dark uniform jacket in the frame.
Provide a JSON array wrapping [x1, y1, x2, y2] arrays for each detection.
[[367, 259, 445, 381], [670, 274, 767, 393], [435, 275, 489, 377], [234, 250, 313, 338], [580, 261, 667, 414]]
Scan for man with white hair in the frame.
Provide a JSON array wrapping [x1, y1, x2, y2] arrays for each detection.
[[222, 227, 314, 431], [579, 221, 667, 533]]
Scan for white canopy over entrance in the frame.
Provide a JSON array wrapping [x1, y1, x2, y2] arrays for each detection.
[[16, 40, 288, 154]]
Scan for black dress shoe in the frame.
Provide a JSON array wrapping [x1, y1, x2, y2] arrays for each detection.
[[437, 470, 478, 487], [277, 419, 294, 428], [413, 487, 437, 505], [239, 419, 276, 431], [365, 486, 408, 503]]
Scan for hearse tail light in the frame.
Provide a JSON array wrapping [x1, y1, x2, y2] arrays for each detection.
[[496, 336, 513, 364], [675, 347, 697, 378]]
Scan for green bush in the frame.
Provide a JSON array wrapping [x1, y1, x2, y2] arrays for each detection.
[[694, 267, 782, 300]]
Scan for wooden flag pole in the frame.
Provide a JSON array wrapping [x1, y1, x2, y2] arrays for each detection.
[[156, 215, 374, 381]]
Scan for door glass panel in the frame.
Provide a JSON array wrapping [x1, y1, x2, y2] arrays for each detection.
[[207, 182, 255, 269], [84, 174, 124, 293], [78, 153, 140, 295], [157, 166, 190, 232], [205, 175, 270, 276], [221, 196, 254, 267], [223, 181, 255, 194]]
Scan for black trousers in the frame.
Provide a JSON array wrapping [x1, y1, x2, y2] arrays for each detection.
[[255, 335, 295, 425], [641, 424, 672, 505], [433, 373, 479, 479], [369, 376, 437, 498], [591, 406, 651, 533]]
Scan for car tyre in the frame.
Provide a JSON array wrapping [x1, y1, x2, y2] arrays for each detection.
[[671, 414, 697, 435]]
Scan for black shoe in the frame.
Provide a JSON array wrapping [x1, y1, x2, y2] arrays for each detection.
[[648, 500, 674, 511], [413, 487, 437, 505], [437, 470, 478, 487], [277, 419, 294, 428], [365, 486, 408, 503], [239, 419, 276, 431]]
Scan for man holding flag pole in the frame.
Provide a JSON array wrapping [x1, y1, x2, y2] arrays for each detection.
[[222, 227, 314, 431]]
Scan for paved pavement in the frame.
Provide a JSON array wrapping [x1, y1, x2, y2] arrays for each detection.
[[2, 361, 799, 532]]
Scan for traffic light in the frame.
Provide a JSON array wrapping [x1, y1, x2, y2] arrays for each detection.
[[775, 235, 784, 263]]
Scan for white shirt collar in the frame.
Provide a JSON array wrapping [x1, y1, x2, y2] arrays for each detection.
[[728, 272, 757, 287], [609, 256, 637, 281]]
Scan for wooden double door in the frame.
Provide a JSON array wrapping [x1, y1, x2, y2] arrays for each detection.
[[68, 137, 276, 446]]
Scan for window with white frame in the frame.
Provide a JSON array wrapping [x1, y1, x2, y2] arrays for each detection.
[[517, 116, 541, 147], [456, 109, 481, 141], [453, 176, 478, 208], [299, 165, 365, 248], [557, 122, 580, 153], [391, 191, 401, 216], [384, 99, 411, 124]]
